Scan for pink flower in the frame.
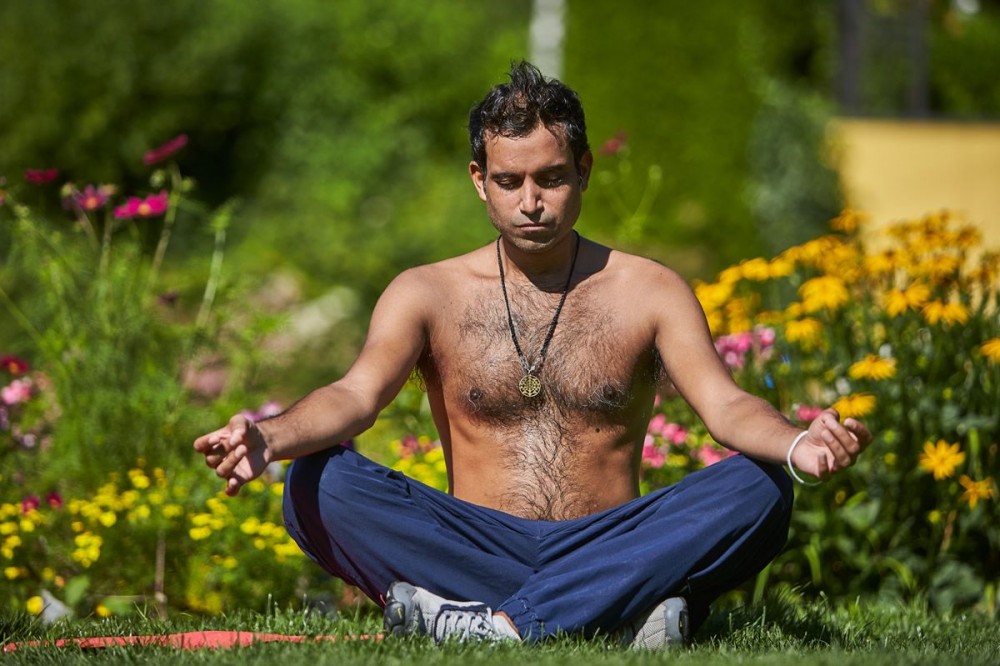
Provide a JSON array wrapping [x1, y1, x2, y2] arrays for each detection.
[[642, 436, 666, 469], [0, 355, 30, 375], [46, 491, 63, 509], [24, 168, 59, 185], [72, 184, 115, 212], [648, 413, 667, 435], [21, 495, 40, 514], [144, 134, 188, 165], [1, 378, 32, 405], [795, 404, 824, 423], [694, 444, 733, 467], [114, 191, 169, 219], [599, 131, 628, 156], [399, 434, 420, 457], [661, 422, 689, 446]]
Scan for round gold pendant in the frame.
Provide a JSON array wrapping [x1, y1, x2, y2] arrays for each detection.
[[518, 373, 542, 398]]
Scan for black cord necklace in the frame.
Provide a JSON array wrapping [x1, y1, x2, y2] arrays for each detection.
[[496, 232, 581, 398]]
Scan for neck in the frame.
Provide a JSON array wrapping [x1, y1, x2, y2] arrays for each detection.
[[498, 232, 581, 291]]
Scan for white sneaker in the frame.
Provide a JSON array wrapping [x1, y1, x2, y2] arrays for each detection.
[[383, 581, 520, 644], [617, 597, 689, 649]]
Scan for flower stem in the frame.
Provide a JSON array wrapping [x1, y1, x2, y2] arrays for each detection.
[[146, 163, 182, 298]]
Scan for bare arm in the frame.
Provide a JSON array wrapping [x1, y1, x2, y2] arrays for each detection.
[[193, 268, 431, 494], [648, 264, 871, 479]]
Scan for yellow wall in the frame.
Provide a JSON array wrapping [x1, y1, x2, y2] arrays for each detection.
[[832, 118, 1000, 251]]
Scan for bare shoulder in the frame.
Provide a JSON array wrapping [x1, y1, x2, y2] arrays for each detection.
[[598, 246, 693, 302]]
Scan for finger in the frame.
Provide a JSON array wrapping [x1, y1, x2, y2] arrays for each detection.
[[843, 418, 873, 447], [193, 428, 230, 453], [205, 452, 225, 468], [817, 450, 832, 479], [820, 423, 856, 469], [225, 476, 242, 497], [214, 444, 248, 479]]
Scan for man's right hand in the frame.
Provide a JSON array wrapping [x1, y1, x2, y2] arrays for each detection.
[[193, 414, 273, 496]]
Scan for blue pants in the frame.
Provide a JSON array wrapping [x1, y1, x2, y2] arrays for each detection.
[[283, 446, 792, 640]]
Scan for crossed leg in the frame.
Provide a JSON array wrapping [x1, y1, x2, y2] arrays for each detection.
[[283, 446, 792, 640]]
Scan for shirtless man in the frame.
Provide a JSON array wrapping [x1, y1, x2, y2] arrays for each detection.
[[194, 61, 871, 647]]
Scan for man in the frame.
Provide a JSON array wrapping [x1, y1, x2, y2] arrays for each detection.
[[194, 61, 871, 647]]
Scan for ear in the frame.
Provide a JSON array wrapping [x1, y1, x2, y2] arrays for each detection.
[[577, 151, 594, 192], [469, 161, 488, 202]]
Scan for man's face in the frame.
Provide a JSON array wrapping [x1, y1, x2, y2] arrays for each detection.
[[470, 124, 592, 254]]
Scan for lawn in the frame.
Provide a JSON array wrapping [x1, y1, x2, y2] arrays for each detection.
[[2, 597, 998, 665]]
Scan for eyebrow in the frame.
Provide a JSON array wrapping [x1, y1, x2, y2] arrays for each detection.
[[489, 163, 571, 180]]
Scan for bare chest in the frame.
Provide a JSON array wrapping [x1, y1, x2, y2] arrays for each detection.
[[427, 287, 659, 423]]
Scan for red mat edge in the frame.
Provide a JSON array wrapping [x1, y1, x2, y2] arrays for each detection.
[[2, 631, 384, 652]]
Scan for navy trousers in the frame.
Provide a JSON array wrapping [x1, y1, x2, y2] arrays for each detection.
[[282, 446, 792, 640]]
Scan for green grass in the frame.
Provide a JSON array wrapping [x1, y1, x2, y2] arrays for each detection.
[[2, 597, 998, 665]]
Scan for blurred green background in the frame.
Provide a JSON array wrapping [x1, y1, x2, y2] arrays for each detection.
[[3, 0, 999, 399]]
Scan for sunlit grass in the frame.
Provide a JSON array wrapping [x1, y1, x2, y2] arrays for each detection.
[[3, 596, 998, 665]]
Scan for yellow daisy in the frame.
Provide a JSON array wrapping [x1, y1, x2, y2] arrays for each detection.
[[980, 338, 1000, 364], [830, 209, 867, 235], [918, 439, 965, 480], [831, 393, 877, 419], [848, 354, 897, 381], [921, 300, 969, 326], [784, 318, 824, 349], [738, 257, 771, 282], [884, 282, 930, 317], [959, 475, 996, 509], [799, 275, 849, 313]]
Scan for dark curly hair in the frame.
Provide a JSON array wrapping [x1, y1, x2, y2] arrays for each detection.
[[468, 61, 589, 171]]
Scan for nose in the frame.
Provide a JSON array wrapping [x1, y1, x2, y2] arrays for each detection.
[[518, 182, 542, 216]]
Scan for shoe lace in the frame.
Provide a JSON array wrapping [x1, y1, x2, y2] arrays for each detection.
[[433, 605, 497, 642]]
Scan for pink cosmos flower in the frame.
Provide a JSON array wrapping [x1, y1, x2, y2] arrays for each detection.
[[114, 191, 169, 219], [46, 491, 63, 509], [21, 495, 40, 514], [72, 184, 115, 212], [0, 355, 30, 375], [795, 404, 824, 423], [1, 378, 32, 405], [24, 168, 59, 185], [144, 134, 188, 165]]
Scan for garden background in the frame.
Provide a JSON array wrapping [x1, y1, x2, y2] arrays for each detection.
[[2, 0, 999, 627]]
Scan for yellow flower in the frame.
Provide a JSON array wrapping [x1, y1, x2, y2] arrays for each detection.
[[884, 282, 930, 317], [98, 511, 117, 528], [96, 603, 112, 618], [831, 393, 877, 419], [694, 280, 733, 314], [4, 566, 26, 580], [830, 209, 867, 234], [767, 256, 794, 279], [918, 440, 966, 480], [738, 257, 771, 282], [26, 596, 44, 615], [864, 249, 903, 276], [785, 317, 824, 349], [848, 354, 897, 381], [981, 338, 1000, 363], [959, 475, 996, 509], [921, 300, 969, 326], [799, 276, 849, 313], [189, 526, 212, 541]]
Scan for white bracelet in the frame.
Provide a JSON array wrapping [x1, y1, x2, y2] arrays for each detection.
[[786, 431, 821, 486]]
